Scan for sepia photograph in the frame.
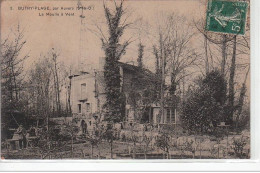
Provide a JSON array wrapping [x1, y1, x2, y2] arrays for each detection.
[[0, 0, 250, 160]]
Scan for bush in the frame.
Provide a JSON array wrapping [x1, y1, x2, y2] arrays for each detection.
[[181, 70, 228, 134], [235, 107, 250, 133], [231, 136, 248, 158], [155, 133, 170, 158], [121, 133, 126, 142]]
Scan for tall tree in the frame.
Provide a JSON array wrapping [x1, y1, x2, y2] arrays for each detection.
[[1, 25, 28, 139], [102, 1, 130, 122], [152, 45, 161, 103], [137, 43, 144, 68], [194, 1, 250, 127], [153, 45, 160, 76], [67, 66, 73, 115], [227, 36, 237, 125], [221, 35, 228, 76], [181, 70, 227, 134], [28, 57, 52, 122], [155, 13, 198, 115], [204, 35, 209, 74], [50, 48, 61, 115]]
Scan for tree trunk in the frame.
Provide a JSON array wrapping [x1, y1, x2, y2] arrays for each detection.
[[11, 61, 19, 101], [144, 146, 147, 159], [204, 35, 209, 74], [47, 113, 50, 155], [53, 55, 61, 114], [199, 139, 202, 159], [71, 134, 74, 158], [159, 33, 165, 124], [128, 144, 131, 155], [110, 142, 113, 159], [218, 141, 220, 159], [91, 144, 93, 159], [170, 73, 177, 104], [98, 145, 101, 159], [228, 35, 237, 125], [163, 151, 165, 159], [221, 35, 227, 76], [154, 46, 160, 75], [236, 67, 250, 130], [133, 143, 136, 159], [68, 76, 72, 114]]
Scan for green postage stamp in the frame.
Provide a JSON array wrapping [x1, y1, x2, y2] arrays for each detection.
[[205, 0, 248, 35]]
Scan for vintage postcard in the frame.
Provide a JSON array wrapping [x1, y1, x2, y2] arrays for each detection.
[[0, 0, 250, 160]]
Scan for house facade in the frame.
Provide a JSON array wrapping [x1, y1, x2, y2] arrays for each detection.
[[69, 58, 178, 133]]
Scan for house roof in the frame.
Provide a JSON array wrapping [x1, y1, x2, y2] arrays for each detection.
[[68, 61, 160, 84], [118, 62, 159, 83], [118, 62, 151, 73]]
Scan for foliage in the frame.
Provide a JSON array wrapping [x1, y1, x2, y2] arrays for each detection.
[[128, 79, 158, 123], [201, 70, 227, 104], [36, 122, 80, 159], [85, 123, 105, 158], [103, 125, 117, 144], [142, 133, 153, 148], [102, 124, 117, 159], [153, 13, 198, 105], [155, 133, 170, 158], [37, 126, 68, 159], [1, 25, 28, 139], [213, 127, 227, 140], [86, 123, 105, 147], [28, 57, 52, 118], [181, 70, 228, 134], [137, 43, 144, 68], [121, 133, 127, 142], [61, 124, 80, 139], [234, 105, 250, 133], [231, 136, 248, 158], [102, 1, 129, 123], [141, 130, 154, 159], [184, 139, 195, 154], [28, 49, 68, 119]]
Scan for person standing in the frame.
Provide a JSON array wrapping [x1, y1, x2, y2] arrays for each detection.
[[81, 120, 87, 134], [16, 125, 26, 149]]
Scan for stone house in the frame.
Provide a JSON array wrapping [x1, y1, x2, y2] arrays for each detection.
[[69, 58, 178, 133]]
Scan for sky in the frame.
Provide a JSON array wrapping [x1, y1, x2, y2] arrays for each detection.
[[1, 0, 204, 71], [1, 0, 250, 94]]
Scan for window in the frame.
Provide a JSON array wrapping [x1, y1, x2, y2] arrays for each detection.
[[172, 108, 176, 123], [166, 108, 176, 123], [166, 108, 171, 123], [81, 83, 86, 99], [86, 103, 90, 113], [78, 104, 81, 113]]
